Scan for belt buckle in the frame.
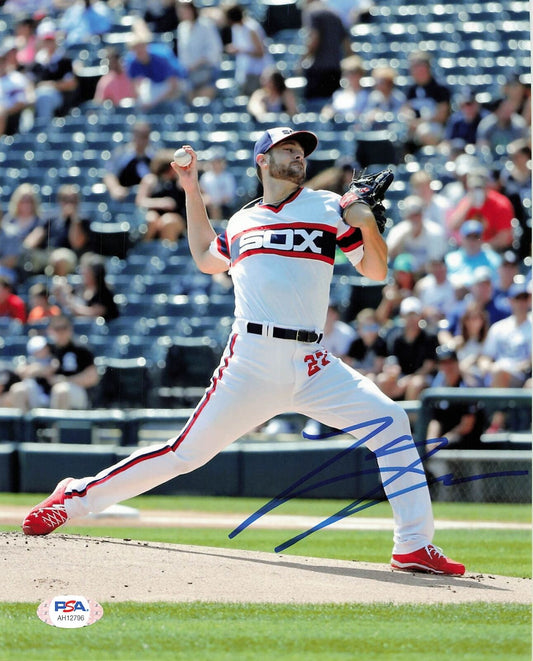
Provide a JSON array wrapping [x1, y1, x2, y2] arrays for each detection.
[[296, 329, 317, 343]]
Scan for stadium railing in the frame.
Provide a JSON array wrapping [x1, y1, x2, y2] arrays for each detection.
[[415, 387, 531, 503], [414, 387, 532, 449]]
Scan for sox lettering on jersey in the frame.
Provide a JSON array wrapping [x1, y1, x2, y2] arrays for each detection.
[[239, 228, 324, 254], [230, 224, 337, 265]]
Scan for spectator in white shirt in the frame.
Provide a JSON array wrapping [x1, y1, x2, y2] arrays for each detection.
[[199, 150, 237, 222], [415, 256, 457, 325], [360, 66, 406, 130], [224, 4, 273, 96], [176, 0, 223, 102], [386, 195, 447, 272], [478, 279, 532, 432], [321, 54, 369, 120], [321, 303, 357, 361], [0, 38, 33, 136], [408, 170, 453, 234], [479, 280, 532, 390], [476, 96, 529, 162]]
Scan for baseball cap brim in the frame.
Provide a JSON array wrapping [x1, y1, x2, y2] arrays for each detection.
[[27, 335, 48, 355], [508, 281, 530, 298], [253, 127, 318, 165], [399, 296, 423, 315], [460, 219, 483, 237]]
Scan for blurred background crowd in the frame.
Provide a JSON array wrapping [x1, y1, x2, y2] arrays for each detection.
[[0, 0, 530, 445]]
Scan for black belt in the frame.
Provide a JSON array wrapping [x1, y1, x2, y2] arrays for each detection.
[[247, 322, 323, 343]]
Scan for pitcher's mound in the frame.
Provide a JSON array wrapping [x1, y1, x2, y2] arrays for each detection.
[[3, 532, 529, 604]]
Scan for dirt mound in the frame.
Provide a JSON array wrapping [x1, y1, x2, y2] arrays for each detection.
[[2, 532, 530, 604]]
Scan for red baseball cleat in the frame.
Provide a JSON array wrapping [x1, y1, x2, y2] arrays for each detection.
[[22, 478, 74, 536], [391, 544, 465, 575]]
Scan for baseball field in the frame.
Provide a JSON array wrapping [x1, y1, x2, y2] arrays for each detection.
[[0, 494, 530, 660]]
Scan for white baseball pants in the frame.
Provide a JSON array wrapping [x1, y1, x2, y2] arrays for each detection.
[[64, 319, 434, 554]]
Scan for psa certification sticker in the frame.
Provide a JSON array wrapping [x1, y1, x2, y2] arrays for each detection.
[[37, 595, 104, 628]]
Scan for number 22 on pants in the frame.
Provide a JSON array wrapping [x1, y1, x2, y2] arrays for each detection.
[[304, 350, 330, 377]]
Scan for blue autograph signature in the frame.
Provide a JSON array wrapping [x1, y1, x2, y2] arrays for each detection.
[[228, 415, 529, 553]]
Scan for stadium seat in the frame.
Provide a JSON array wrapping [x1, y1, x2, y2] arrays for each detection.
[[0, 336, 28, 358], [102, 315, 140, 337], [119, 254, 170, 276], [90, 220, 133, 259], [151, 294, 201, 319], [160, 255, 195, 276], [127, 275, 173, 296], [157, 336, 221, 407], [104, 273, 132, 294], [0, 408, 25, 441], [176, 315, 230, 343], [127, 240, 181, 259], [114, 293, 155, 318], [203, 295, 235, 318], [0, 318, 25, 337], [262, 0, 301, 37], [72, 318, 103, 337], [134, 316, 179, 338], [0, 183, 13, 204], [106, 334, 156, 359], [354, 130, 400, 168], [94, 356, 154, 408]]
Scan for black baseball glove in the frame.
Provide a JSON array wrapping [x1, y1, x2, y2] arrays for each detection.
[[339, 168, 394, 234]]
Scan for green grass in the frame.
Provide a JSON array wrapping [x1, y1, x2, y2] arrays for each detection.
[[0, 603, 530, 661], [1, 491, 531, 522], [1, 495, 531, 660]]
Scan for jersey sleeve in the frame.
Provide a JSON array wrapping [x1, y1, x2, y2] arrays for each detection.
[[336, 220, 364, 266], [208, 231, 231, 266]]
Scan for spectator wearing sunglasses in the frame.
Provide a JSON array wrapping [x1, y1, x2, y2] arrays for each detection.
[[478, 280, 532, 433], [443, 88, 488, 147], [45, 314, 100, 409], [346, 308, 388, 383], [31, 185, 93, 276]]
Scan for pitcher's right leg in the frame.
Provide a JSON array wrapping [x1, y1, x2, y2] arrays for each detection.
[[22, 332, 289, 534]]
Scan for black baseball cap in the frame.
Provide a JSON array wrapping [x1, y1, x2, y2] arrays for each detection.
[[253, 127, 318, 166]]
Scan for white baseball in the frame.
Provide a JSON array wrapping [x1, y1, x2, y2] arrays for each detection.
[[173, 148, 192, 167]]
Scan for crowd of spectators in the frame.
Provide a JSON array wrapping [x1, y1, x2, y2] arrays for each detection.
[[0, 0, 530, 441]]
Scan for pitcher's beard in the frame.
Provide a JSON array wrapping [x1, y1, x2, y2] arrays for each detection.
[[269, 161, 306, 185]]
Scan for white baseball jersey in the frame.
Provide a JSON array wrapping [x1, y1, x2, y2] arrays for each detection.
[[210, 187, 364, 331]]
